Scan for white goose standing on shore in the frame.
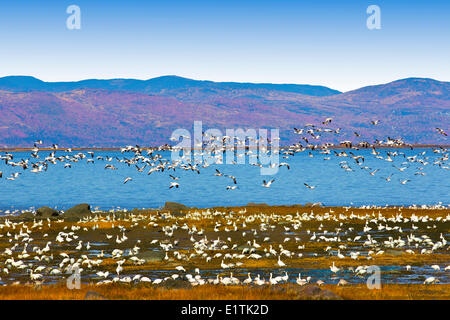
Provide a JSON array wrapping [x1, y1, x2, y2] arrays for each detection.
[[330, 262, 340, 273], [277, 255, 286, 267]]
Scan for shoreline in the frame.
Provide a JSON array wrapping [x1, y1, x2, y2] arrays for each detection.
[[1, 144, 449, 152], [1, 203, 450, 216]]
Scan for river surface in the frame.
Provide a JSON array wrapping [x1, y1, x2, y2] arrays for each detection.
[[0, 148, 448, 212]]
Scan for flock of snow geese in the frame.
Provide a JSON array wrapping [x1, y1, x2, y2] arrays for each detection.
[[0, 206, 448, 288], [0, 119, 448, 288], [0, 120, 448, 192]]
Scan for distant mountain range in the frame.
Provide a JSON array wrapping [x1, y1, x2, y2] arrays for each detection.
[[0, 75, 340, 96], [0, 76, 448, 147]]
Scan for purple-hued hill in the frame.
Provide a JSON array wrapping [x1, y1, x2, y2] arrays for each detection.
[[0, 76, 448, 147]]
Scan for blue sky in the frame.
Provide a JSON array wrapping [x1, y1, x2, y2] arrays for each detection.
[[0, 0, 449, 91]]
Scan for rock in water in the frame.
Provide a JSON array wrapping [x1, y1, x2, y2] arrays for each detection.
[[64, 203, 92, 219], [304, 202, 322, 207], [136, 250, 165, 262], [18, 211, 36, 220], [36, 207, 59, 218], [295, 285, 342, 300], [84, 291, 108, 300], [271, 284, 342, 300], [246, 203, 269, 207], [163, 202, 189, 215]]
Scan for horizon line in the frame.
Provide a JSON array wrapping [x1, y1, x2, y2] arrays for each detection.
[[1, 74, 449, 94]]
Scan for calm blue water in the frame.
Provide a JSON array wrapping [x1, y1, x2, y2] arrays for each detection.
[[0, 149, 448, 212]]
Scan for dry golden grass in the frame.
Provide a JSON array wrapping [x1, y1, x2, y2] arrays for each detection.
[[0, 283, 448, 300], [324, 284, 450, 300], [0, 283, 299, 300]]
